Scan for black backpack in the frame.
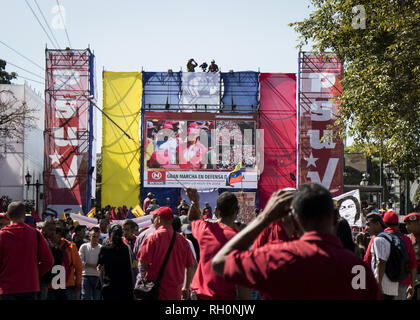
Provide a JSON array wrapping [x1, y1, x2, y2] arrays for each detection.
[[378, 232, 410, 282]]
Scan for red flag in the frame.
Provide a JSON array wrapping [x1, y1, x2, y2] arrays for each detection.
[[119, 207, 127, 219], [110, 207, 119, 220], [31, 209, 42, 222]]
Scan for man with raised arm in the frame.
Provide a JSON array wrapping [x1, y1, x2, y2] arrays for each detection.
[[212, 183, 381, 300]]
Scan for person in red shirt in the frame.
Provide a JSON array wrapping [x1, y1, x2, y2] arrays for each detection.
[[403, 212, 420, 300], [212, 183, 381, 300], [143, 193, 153, 213], [382, 210, 418, 300], [202, 202, 212, 220], [0, 213, 9, 230], [252, 215, 302, 250], [186, 188, 250, 300], [0, 202, 54, 300], [122, 219, 138, 251], [138, 207, 197, 300]]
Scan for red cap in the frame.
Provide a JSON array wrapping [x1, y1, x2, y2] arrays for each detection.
[[403, 212, 420, 223], [383, 210, 399, 224], [152, 206, 174, 221], [0, 213, 9, 220]]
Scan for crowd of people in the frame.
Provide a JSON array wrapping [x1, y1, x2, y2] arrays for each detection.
[[0, 182, 419, 300]]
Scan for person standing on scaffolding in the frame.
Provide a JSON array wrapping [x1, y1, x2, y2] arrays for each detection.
[[187, 58, 198, 72], [208, 60, 219, 72], [199, 62, 208, 72]]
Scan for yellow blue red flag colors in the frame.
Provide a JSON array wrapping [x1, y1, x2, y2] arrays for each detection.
[[226, 163, 243, 186], [87, 207, 96, 218], [132, 204, 144, 218]]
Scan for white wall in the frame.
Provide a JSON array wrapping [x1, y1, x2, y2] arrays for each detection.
[[23, 83, 44, 211], [0, 84, 25, 202], [0, 84, 44, 209]]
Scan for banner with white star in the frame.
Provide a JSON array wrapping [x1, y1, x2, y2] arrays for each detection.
[[298, 53, 344, 197], [44, 49, 95, 215]]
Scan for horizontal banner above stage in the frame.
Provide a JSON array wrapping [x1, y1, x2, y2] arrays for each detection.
[[221, 71, 259, 112], [144, 170, 258, 189], [101, 71, 142, 208], [141, 71, 259, 112], [142, 72, 181, 110]]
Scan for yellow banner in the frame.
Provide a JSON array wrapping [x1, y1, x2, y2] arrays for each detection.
[[102, 72, 142, 208]]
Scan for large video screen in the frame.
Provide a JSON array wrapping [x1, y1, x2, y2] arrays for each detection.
[[143, 112, 258, 189]]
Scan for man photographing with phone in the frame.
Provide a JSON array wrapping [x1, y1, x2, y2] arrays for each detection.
[[212, 182, 381, 300]]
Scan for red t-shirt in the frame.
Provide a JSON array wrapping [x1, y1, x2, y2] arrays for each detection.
[[138, 225, 196, 300], [143, 197, 151, 212], [191, 219, 238, 300], [223, 231, 381, 300], [364, 228, 418, 286], [0, 223, 54, 295], [252, 220, 297, 250]]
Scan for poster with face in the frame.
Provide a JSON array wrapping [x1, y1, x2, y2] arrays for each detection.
[[333, 189, 362, 227]]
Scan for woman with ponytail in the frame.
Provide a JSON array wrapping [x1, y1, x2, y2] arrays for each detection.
[[97, 224, 134, 300]]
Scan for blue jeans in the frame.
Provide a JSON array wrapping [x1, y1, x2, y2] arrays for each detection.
[[396, 283, 408, 300], [38, 282, 48, 300], [81, 276, 101, 300]]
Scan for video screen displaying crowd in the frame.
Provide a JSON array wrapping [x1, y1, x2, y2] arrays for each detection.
[[0, 182, 419, 301]]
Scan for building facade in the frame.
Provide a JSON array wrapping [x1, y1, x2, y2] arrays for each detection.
[[0, 83, 44, 213]]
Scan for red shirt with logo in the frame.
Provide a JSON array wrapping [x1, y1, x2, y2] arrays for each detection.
[[223, 231, 381, 300], [138, 225, 196, 300], [191, 219, 238, 299]]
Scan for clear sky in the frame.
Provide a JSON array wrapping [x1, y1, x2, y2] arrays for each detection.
[[1, 0, 315, 152]]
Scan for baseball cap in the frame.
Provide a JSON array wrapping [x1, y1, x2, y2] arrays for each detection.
[[383, 210, 399, 224], [0, 213, 8, 220], [152, 206, 174, 221], [403, 212, 420, 223]]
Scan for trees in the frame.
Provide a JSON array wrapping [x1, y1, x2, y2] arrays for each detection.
[[1, 59, 38, 153], [0, 88, 37, 153], [0, 59, 17, 84], [290, 0, 420, 178]]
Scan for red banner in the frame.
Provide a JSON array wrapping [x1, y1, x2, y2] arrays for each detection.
[[44, 50, 92, 213], [298, 53, 343, 197], [258, 73, 297, 209]]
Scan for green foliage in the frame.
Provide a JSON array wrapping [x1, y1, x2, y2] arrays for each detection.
[[290, 0, 420, 178], [0, 59, 17, 84]]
